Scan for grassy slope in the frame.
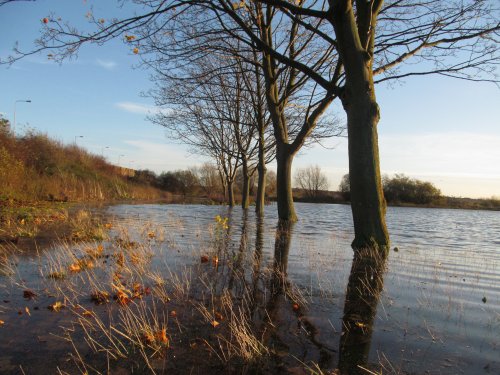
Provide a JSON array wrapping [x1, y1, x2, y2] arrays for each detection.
[[0, 129, 168, 206]]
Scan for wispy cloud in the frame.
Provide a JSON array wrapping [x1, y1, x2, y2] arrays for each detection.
[[95, 59, 117, 70], [115, 101, 171, 116], [123, 140, 203, 172]]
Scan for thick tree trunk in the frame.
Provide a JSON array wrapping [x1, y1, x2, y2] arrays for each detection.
[[330, 1, 389, 252], [241, 160, 250, 209], [227, 179, 235, 207], [276, 145, 297, 222], [346, 92, 389, 251]]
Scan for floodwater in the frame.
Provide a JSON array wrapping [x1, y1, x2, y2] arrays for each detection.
[[1, 202, 499, 374]]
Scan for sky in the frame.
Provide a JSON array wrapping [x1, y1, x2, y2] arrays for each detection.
[[1, 1, 499, 199]]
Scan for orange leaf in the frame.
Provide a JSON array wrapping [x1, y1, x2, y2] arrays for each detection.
[[200, 255, 209, 263], [48, 301, 64, 312], [0, 320, 4, 326], [210, 320, 220, 328], [155, 328, 169, 345], [292, 303, 300, 311], [69, 263, 81, 272], [170, 310, 177, 318], [25, 307, 31, 316]]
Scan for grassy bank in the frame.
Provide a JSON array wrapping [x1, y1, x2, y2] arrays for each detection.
[[0, 129, 168, 205], [0, 129, 171, 239]]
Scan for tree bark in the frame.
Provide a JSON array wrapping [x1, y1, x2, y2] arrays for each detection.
[[276, 144, 297, 222], [255, 160, 266, 216], [255, 128, 267, 216], [241, 160, 250, 209], [227, 179, 235, 207], [346, 94, 389, 251], [331, 1, 389, 251]]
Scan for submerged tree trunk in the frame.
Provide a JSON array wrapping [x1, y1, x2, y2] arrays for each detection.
[[276, 144, 297, 222]]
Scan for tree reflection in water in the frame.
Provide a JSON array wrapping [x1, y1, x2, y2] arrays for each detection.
[[208, 215, 388, 373], [338, 248, 388, 374]]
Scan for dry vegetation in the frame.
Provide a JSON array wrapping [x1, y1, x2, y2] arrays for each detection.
[[0, 128, 168, 205]]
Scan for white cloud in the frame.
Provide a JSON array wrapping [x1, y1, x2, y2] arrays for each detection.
[[115, 101, 171, 116], [95, 59, 117, 70], [123, 139, 206, 173], [379, 132, 500, 179], [291, 131, 500, 198]]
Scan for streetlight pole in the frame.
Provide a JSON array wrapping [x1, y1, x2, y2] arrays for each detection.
[[118, 154, 125, 166], [13, 99, 31, 134], [74, 135, 84, 145]]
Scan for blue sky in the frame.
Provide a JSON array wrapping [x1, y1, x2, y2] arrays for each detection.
[[1, 1, 499, 198]]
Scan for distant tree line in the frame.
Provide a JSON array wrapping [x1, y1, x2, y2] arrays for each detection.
[[339, 173, 442, 205], [129, 163, 277, 202]]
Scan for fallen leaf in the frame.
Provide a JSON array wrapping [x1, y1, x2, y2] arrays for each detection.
[[90, 290, 109, 304], [25, 306, 31, 316], [69, 263, 81, 272], [23, 290, 37, 299], [210, 320, 220, 328], [0, 320, 4, 326], [115, 290, 131, 306], [155, 328, 169, 345], [48, 301, 64, 312], [170, 310, 177, 318], [292, 303, 300, 311], [200, 255, 209, 263], [214, 312, 223, 321]]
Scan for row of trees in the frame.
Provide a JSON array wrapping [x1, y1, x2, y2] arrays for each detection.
[[131, 163, 278, 200], [339, 173, 442, 205], [3, 0, 498, 251]]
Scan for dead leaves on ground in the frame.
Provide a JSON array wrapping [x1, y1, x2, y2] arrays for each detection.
[[23, 289, 37, 299]]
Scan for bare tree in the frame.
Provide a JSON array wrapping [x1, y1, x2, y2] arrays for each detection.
[[195, 162, 224, 199], [216, 0, 499, 250], [295, 165, 329, 199]]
